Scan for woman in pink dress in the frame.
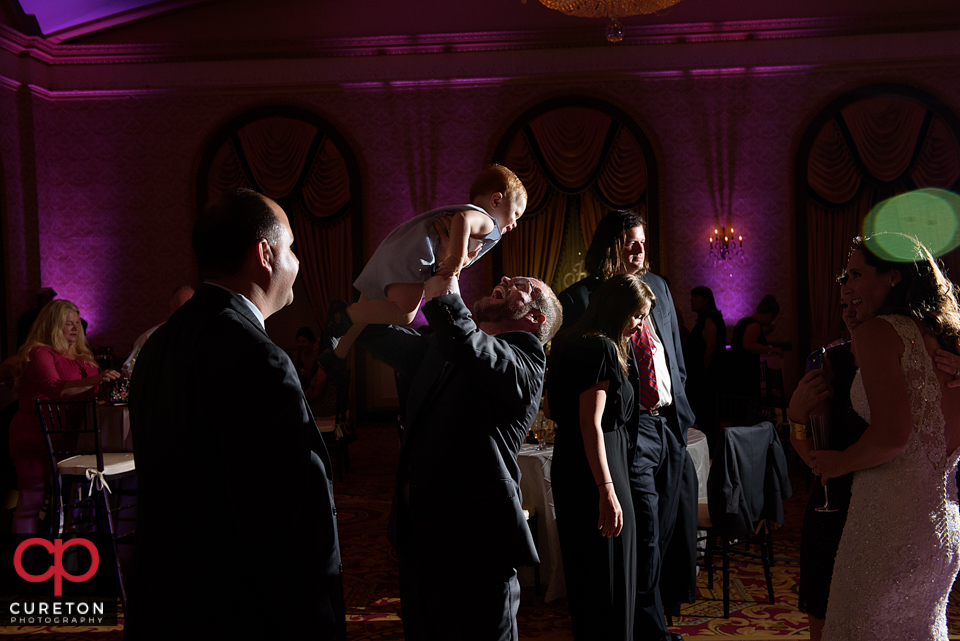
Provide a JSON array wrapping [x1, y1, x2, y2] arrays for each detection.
[[9, 300, 120, 533]]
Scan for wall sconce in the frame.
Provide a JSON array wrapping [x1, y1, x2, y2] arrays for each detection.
[[709, 227, 744, 264]]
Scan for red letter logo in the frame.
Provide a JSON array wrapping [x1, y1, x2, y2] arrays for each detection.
[[13, 538, 100, 596]]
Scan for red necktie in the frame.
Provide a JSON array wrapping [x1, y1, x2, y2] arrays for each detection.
[[631, 323, 660, 411]]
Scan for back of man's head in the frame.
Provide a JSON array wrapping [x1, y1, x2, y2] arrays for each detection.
[[193, 189, 282, 280], [531, 281, 563, 345]]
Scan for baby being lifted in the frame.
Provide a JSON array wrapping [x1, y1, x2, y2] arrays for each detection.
[[326, 164, 527, 359]]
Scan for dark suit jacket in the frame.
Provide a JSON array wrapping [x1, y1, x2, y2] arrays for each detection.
[[126, 284, 344, 639], [707, 422, 793, 541], [359, 294, 541, 571]]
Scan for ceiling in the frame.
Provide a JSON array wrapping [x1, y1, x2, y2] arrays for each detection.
[[8, 0, 960, 45]]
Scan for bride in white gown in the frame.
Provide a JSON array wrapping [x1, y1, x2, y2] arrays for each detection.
[[813, 234, 960, 641]]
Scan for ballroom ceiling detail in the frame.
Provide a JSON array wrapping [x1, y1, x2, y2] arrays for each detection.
[[535, 0, 685, 42]]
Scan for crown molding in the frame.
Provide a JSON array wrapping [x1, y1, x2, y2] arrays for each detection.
[[1, 15, 959, 66]]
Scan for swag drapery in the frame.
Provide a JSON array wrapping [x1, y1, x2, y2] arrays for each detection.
[[498, 106, 649, 290], [805, 96, 960, 347], [206, 116, 354, 326]]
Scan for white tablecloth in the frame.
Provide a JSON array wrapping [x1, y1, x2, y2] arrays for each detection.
[[517, 444, 565, 602], [517, 430, 711, 602], [687, 427, 710, 499]]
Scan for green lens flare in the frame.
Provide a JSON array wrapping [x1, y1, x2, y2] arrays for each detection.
[[863, 189, 960, 260]]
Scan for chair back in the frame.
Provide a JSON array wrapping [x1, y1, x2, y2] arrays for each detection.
[[35, 399, 103, 471], [310, 370, 355, 444], [706, 421, 792, 541]]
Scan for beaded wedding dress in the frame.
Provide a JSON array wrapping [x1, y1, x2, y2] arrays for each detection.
[[823, 315, 960, 641]]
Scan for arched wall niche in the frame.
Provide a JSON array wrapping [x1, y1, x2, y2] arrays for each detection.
[[490, 95, 660, 294], [195, 104, 364, 335], [795, 83, 960, 355]]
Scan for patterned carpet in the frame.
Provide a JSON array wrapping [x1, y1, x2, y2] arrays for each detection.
[[4, 423, 960, 639]]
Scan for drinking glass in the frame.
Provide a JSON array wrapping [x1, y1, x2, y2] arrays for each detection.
[[533, 412, 547, 450], [810, 414, 837, 513]]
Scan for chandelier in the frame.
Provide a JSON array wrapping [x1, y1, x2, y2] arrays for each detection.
[[536, 0, 685, 42], [709, 227, 745, 264]]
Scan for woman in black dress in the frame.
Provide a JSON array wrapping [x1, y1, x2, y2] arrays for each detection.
[[547, 273, 656, 641], [684, 286, 726, 447], [726, 294, 781, 396], [787, 288, 866, 641]]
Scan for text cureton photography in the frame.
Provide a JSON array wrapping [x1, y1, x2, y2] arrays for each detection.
[[8, 599, 106, 625]]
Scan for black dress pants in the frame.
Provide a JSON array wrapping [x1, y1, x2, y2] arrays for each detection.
[[630, 414, 670, 641], [398, 548, 520, 641]]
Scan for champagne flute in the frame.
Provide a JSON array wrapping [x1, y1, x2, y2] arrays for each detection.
[[536, 415, 547, 451], [810, 414, 837, 513]]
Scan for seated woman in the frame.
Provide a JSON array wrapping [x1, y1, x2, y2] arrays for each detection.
[[547, 273, 655, 640], [9, 300, 120, 533], [293, 326, 319, 390]]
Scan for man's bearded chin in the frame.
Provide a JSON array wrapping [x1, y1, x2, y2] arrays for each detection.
[[474, 297, 534, 324], [626, 260, 649, 277]]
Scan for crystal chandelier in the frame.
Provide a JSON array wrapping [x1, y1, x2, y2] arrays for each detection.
[[709, 227, 745, 265], [536, 0, 685, 42]]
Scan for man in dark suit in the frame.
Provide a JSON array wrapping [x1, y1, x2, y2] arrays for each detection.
[[558, 210, 698, 641], [358, 272, 562, 641], [127, 189, 344, 640]]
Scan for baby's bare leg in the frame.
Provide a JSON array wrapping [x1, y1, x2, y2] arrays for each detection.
[[347, 284, 424, 326], [332, 287, 423, 359], [333, 322, 366, 360]]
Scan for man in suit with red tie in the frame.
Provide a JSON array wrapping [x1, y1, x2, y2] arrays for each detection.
[[558, 210, 698, 641]]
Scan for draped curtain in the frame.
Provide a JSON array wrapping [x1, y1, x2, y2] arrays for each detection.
[[499, 106, 649, 291], [805, 97, 960, 347], [206, 116, 354, 325]]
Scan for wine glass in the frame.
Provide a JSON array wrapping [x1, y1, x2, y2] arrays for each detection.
[[810, 414, 837, 513], [535, 415, 547, 451]]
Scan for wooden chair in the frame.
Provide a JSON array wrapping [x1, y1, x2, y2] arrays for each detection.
[[758, 361, 788, 425], [312, 368, 353, 481], [697, 422, 791, 618], [35, 399, 136, 604]]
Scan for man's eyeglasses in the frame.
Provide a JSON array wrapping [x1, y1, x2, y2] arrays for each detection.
[[512, 277, 535, 293], [511, 278, 545, 315]]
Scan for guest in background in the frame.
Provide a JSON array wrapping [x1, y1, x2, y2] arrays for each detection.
[[548, 273, 655, 640], [121, 285, 195, 376], [558, 209, 698, 641], [683, 286, 725, 448], [9, 300, 120, 533], [787, 288, 864, 641], [16, 287, 56, 349], [294, 326, 320, 389], [726, 294, 782, 397]]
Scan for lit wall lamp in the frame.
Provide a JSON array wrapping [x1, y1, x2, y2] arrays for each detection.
[[709, 226, 744, 264]]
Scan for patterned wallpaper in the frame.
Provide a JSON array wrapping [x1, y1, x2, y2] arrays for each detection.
[[3, 50, 960, 392]]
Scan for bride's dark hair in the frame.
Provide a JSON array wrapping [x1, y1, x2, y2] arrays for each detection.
[[849, 233, 960, 349]]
